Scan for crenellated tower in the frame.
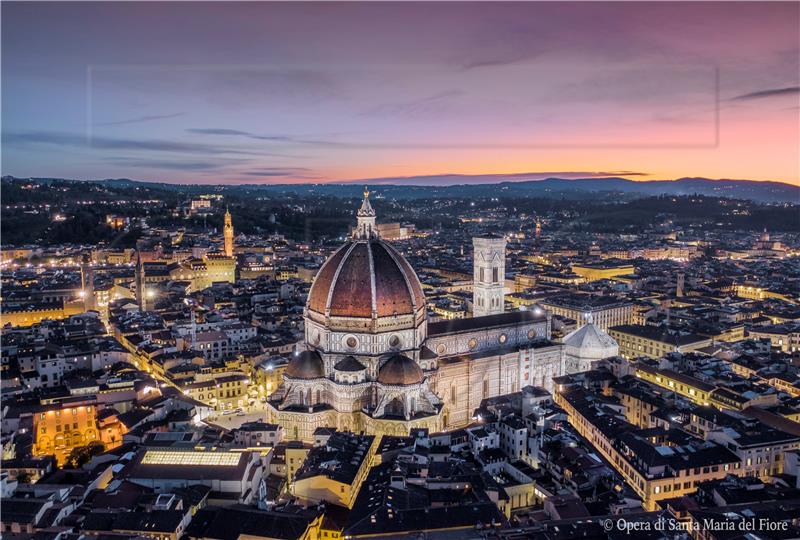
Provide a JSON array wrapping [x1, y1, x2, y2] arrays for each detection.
[[223, 207, 234, 257]]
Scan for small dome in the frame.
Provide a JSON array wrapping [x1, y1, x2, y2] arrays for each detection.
[[334, 356, 366, 372], [563, 322, 618, 360], [285, 350, 324, 379], [377, 354, 423, 386]]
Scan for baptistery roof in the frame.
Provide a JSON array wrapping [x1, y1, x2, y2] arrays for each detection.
[[377, 354, 424, 386], [285, 350, 325, 379], [307, 239, 426, 321], [563, 321, 618, 360]]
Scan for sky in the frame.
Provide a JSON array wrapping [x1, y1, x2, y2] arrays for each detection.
[[2, 2, 799, 186]]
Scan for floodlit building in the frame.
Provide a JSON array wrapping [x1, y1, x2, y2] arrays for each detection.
[[266, 194, 571, 441], [33, 403, 124, 466], [571, 262, 635, 282], [562, 315, 619, 373], [540, 294, 633, 331], [609, 324, 711, 360], [291, 432, 376, 508], [473, 234, 507, 317], [223, 207, 234, 257]]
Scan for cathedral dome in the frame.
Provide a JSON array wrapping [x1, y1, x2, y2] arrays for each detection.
[[377, 354, 424, 386], [563, 321, 618, 360], [285, 350, 324, 379], [307, 239, 426, 325]]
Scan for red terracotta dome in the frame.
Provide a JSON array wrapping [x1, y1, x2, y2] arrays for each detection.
[[307, 239, 426, 321]]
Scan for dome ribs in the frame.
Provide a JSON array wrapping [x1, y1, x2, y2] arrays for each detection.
[[307, 243, 351, 315], [329, 242, 373, 318]]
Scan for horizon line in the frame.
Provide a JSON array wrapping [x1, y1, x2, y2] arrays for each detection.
[[3, 173, 799, 189]]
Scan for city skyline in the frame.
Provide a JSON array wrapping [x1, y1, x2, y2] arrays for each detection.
[[3, 3, 800, 536], [2, 1, 799, 185]]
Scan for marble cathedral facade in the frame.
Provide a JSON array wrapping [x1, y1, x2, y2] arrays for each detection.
[[265, 192, 612, 441]]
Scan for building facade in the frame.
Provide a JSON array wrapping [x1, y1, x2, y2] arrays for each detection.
[[540, 295, 632, 331]]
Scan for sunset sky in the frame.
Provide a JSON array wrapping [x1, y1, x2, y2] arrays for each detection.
[[2, 2, 799, 185]]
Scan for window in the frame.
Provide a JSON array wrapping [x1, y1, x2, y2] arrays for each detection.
[[492, 268, 499, 283]]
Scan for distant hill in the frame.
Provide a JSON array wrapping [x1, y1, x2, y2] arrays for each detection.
[[3, 175, 798, 203], [486, 176, 800, 203]]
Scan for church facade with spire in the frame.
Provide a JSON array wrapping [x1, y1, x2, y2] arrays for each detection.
[[266, 192, 617, 441]]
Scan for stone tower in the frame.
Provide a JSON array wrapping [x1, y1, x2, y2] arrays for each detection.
[[473, 234, 506, 317], [80, 252, 95, 312], [135, 249, 147, 312], [223, 207, 234, 257]]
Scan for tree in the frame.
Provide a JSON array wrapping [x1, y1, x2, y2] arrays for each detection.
[[64, 441, 105, 469]]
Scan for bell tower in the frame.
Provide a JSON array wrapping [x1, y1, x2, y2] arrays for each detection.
[[80, 252, 95, 312], [223, 207, 234, 257], [473, 234, 506, 317], [135, 249, 147, 312]]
